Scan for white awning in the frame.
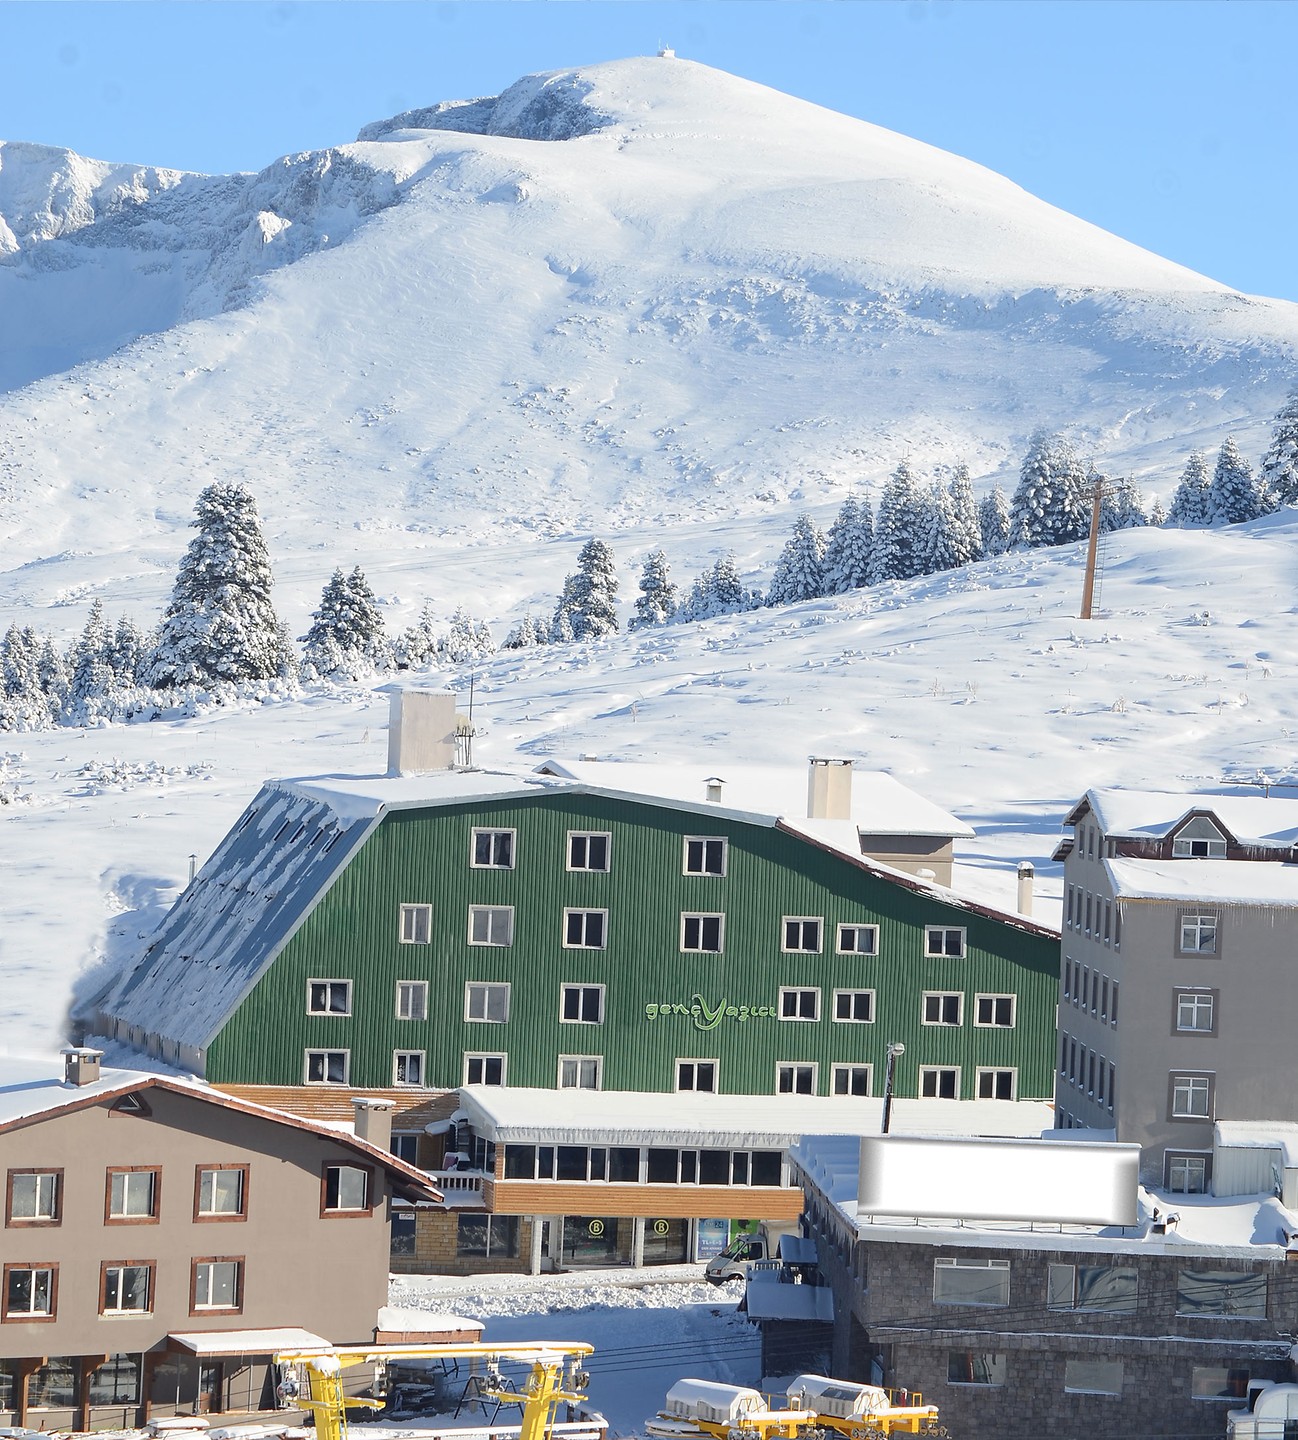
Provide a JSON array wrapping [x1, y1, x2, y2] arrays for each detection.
[[168, 1327, 332, 1357], [744, 1282, 835, 1322]]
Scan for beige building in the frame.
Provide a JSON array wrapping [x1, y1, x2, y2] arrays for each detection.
[[1053, 788, 1298, 1188], [0, 1051, 439, 1430]]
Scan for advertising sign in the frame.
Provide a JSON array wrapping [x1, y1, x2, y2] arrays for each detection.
[[695, 1217, 731, 1261]]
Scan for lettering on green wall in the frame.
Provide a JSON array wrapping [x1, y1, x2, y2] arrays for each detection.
[[645, 995, 778, 1030]]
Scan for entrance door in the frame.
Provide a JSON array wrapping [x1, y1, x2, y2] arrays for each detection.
[[197, 1364, 223, 1415]]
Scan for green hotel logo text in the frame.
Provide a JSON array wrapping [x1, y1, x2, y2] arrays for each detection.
[[645, 994, 777, 1031]]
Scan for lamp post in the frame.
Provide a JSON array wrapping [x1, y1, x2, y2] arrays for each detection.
[[881, 1042, 905, 1134]]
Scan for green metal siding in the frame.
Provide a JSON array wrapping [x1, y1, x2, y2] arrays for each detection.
[[207, 793, 1059, 1098]]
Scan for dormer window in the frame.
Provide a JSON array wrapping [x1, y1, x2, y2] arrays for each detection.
[[1171, 817, 1227, 859]]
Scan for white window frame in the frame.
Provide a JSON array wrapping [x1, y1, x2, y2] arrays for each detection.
[[304, 1049, 350, 1085], [779, 986, 821, 1022], [975, 1066, 1018, 1100], [464, 982, 511, 1024], [973, 993, 1016, 1028], [925, 926, 967, 958], [192, 1259, 240, 1311], [782, 916, 823, 953], [919, 1065, 961, 1099], [560, 982, 606, 1025], [836, 923, 879, 955], [1172, 1072, 1213, 1119], [683, 836, 728, 877], [470, 827, 516, 869], [306, 978, 352, 1016], [922, 991, 963, 1026], [1179, 912, 1219, 955], [102, 1263, 151, 1315], [5, 1266, 54, 1316], [833, 988, 876, 1023], [680, 912, 725, 953], [468, 905, 514, 947], [323, 1165, 370, 1213], [1167, 1152, 1210, 1194], [776, 1062, 818, 1095], [557, 1055, 604, 1089], [831, 1063, 873, 1097], [393, 1049, 426, 1087], [399, 903, 432, 945], [1176, 990, 1215, 1033], [676, 1058, 719, 1093], [196, 1168, 245, 1217], [1063, 1359, 1123, 1396], [463, 1052, 507, 1086], [9, 1171, 59, 1222], [934, 1256, 1011, 1306], [395, 980, 428, 1021], [567, 830, 612, 872], [563, 908, 609, 949]]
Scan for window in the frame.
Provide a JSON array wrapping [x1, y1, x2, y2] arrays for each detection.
[[465, 982, 510, 1023], [974, 994, 1016, 1028], [195, 1166, 247, 1220], [684, 836, 727, 876], [836, 923, 879, 955], [558, 1056, 602, 1089], [398, 903, 431, 945], [469, 906, 514, 946], [923, 992, 963, 1026], [681, 912, 724, 952], [677, 1060, 718, 1092], [1175, 989, 1216, 1033], [920, 1066, 960, 1099], [305, 1049, 349, 1084], [564, 909, 608, 949], [1190, 1366, 1252, 1401], [471, 828, 515, 868], [106, 1168, 159, 1222], [307, 979, 352, 1016], [833, 989, 875, 1023], [946, 1353, 1005, 1386], [102, 1263, 152, 1315], [1177, 1270, 1267, 1318], [1064, 1359, 1123, 1396], [390, 1134, 420, 1166], [2, 1265, 56, 1320], [457, 1215, 520, 1259], [322, 1165, 372, 1214], [780, 987, 821, 1021], [776, 1063, 817, 1095], [464, 1053, 506, 1086], [396, 980, 428, 1021], [568, 831, 611, 872], [1166, 1152, 1210, 1194], [1172, 818, 1227, 859], [934, 1257, 1010, 1306], [925, 926, 966, 958], [832, 1064, 873, 1096], [393, 1050, 425, 1086], [976, 1067, 1017, 1100], [1171, 1072, 1213, 1119], [1179, 911, 1219, 955], [561, 984, 605, 1024], [7, 1171, 61, 1225], [88, 1354, 143, 1406], [191, 1259, 241, 1312], [782, 917, 822, 953], [1047, 1264, 1138, 1313]]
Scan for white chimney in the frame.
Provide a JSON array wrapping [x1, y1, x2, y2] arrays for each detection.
[[63, 1047, 103, 1088], [387, 690, 458, 775], [808, 757, 853, 821], [352, 1096, 394, 1152], [704, 776, 724, 804], [1017, 862, 1035, 916]]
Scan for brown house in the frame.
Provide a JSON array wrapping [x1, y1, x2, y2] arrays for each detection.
[[0, 1050, 440, 1431]]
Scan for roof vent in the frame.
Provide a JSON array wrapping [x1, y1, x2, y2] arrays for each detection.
[[704, 776, 724, 804], [808, 757, 853, 821], [62, 1047, 103, 1088], [1017, 862, 1035, 917]]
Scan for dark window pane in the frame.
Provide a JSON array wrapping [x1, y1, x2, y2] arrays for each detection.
[[504, 1145, 535, 1179], [647, 1148, 678, 1183], [751, 1152, 782, 1187], [731, 1152, 750, 1185], [557, 1146, 588, 1181], [679, 1151, 697, 1184], [699, 1150, 729, 1185], [589, 835, 608, 870], [609, 1147, 640, 1182]]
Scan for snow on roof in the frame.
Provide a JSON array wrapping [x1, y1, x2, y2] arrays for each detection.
[[456, 1087, 1054, 1148], [1216, 1120, 1298, 1169], [283, 768, 554, 821], [377, 1307, 484, 1335], [1079, 788, 1298, 848], [168, 1327, 333, 1357], [1106, 856, 1298, 907]]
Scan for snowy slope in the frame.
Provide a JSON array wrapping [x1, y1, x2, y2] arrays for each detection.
[[2, 56, 1298, 636]]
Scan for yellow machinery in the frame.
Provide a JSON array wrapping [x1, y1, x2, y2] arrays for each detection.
[[646, 1377, 945, 1440], [273, 1341, 595, 1440]]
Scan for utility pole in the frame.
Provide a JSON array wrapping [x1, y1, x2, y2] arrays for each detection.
[[881, 1042, 905, 1134], [1079, 476, 1103, 620]]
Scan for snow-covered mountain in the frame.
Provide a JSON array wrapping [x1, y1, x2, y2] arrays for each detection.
[[1, 56, 1296, 636]]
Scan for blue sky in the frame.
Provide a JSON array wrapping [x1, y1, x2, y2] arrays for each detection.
[[4, 1, 1296, 301]]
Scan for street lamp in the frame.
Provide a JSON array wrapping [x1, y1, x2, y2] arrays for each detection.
[[881, 1042, 905, 1134]]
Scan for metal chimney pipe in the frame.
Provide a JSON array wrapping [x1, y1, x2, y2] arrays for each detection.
[[1017, 862, 1035, 917]]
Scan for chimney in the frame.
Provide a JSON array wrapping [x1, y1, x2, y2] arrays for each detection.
[[1017, 862, 1035, 917], [704, 776, 724, 804], [387, 690, 458, 775], [351, 1097, 394, 1152], [62, 1047, 103, 1088], [808, 757, 853, 821]]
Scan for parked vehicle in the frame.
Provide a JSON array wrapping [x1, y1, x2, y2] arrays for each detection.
[[703, 1220, 802, 1283]]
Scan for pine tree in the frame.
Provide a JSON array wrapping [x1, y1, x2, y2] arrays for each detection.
[[37, 638, 68, 721], [822, 495, 874, 593], [872, 459, 925, 582], [1010, 433, 1088, 548], [1209, 436, 1264, 525], [108, 617, 146, 686], [1149, 497, 1168, 526], [1098, 474, 1147, 532], [946, 465, 983, 567], [443, 606, 494, 665], [64, 600, 116, 721], [1167, 452, 1213, 527], [302, 567, 389, 677], [630, 550, 678, 630], [550, 573, 582, 643], [1261, 390, 1298, 508], [767, 514, 827, 606], [147, 482, 290, 686], [916, 482, 960, 576], [978, 485, 1011, 556], [0, 624, 48, 732], [710, 554, 759, 613], [553, 540, 619, 640], [503, 614, 544, 650], [394, 601, 441, 670]]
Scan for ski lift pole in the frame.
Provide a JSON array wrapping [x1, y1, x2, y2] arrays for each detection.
[[1079, 477, 1103, 620]]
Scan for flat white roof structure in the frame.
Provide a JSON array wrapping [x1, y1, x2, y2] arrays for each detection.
[[1107, 856, 1298, 906]]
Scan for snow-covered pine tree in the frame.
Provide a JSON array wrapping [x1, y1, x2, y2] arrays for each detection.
[[37, 637, 68, 721], [571, 539, 620, 638], [978, 485, 1011, 556], [301, 567, 389, 677], [767, 514, 827, 606], [946, 464, 983, 567], [1148, 497, 1168, 526], [1010, 432, 1088, 548], [442, 606, 494, 665], [108, 616, 147, 686], [64, 600, 116, 722], [394, 601, 441, 670], [550, 573, 582, 643], [503, 614, 544, 649], [147, 482, 290, 686], [1099, 474, 1147, 532], [1209, 436, 1264, 525], [0, 624, 49, 732], [711, 554, 760, 613], [915, 482, 960, 576], [822, 494, 874, 593], [630, 549, 678, 629], [872, 459, 925, 582], [1261, 390, 1298, 508], [1167, 452, 1213, 527]]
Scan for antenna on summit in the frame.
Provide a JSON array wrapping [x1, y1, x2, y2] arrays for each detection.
[[657, 42, 676, 58]]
